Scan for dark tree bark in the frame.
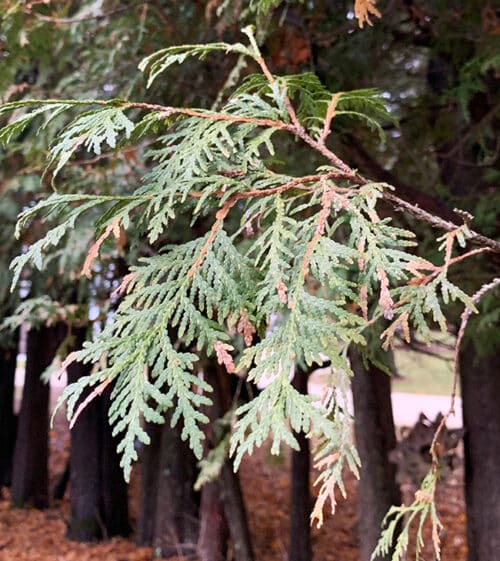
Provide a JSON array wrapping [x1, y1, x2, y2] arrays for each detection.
[[52, 459, 70, 500], [289, 368, 312, 561], [137, 408, 201, 556], [67, 327, 130, 541], [349, 349, 401, 561], [136, 421, 163, 546], [460, 338, 500, 561], [152, 414, 199, 558], [198, 362, 254, 561], [99, 386, 131, 537], [0, 341, 18, 487], [198, 480, 228, 561], [197, 361, 228, 561], [219, 461, 254, 561], [11, 324, 66, 508], [68, 370, 101, 540], [138, 362, 253, 561]]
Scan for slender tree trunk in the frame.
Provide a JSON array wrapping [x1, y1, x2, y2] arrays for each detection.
[[11, 324, 66, 508], [67, 327, 130, 541], [289, 367, 312, 561], [137, 414, 201, 557], [460, 339, 500, 561], [152, 414, 199, 558], [198, 362, 254, 561], [198, 480, 228, 561], [349, 349, 401, 561], [52, 459, 70, 500], [0, 341, 18, 487], [139, 364, 253, 561], [219, 461, 254, 561], [99, 387, 131, 537], [67, 362, 101, 540], [136, 421, 163, 546], [197, 361, 228, 561]]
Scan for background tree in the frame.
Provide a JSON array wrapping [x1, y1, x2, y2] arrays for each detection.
[[0, 187, 21, 488]]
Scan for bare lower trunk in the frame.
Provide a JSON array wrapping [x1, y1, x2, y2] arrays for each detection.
[[99, 387, 131, 537], [152, 415, 199, 558], [52, 460, 70, 500], [137, 412, 200, 557], [0, 341, 18, 487], [198, 362, 254, 561], [220, 461, 254, 561], [289, 367, 312, 561], [197, 362, 227, 561], [67, 328, 130, 541], [349, 349, 401, 561], [136, 421, 163, 546], [11, 324, 66, 508], [460, 339, 500, 561], [198, 480, 228, 561]]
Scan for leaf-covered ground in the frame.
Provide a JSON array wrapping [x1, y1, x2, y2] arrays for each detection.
[[0, 415, 467, 561]]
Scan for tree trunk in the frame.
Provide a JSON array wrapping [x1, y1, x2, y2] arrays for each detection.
[[67, 359, 101, 540], [219, 461, 254, 561], [137, 415, 202, 557], [349, 349, 401, 561], [11, 324, 66, 508], [289, 368, 312, 561], [198, 480, 228, 561], [0, 341, 18, 487], [198, 362, 254, 561], [136, 421, 163, 546], [52, 459, 70, 500], [99, 386, 131, 537], [460, 339, 500, 561], [152, 414, 199, 558], [67, 327, 130, 541], [197, 361, 228, 561]]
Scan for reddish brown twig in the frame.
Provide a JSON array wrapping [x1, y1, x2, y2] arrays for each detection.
[[187, 203, 233, 278], [319, 93, 342, 145]]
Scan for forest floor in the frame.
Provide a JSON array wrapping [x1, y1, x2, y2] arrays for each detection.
[[0, 412, 467, 561]]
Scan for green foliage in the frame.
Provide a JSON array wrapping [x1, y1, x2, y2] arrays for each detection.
[[236, 73, 394, 139], [453, 51, 500, 122], [52, 230, 257, 480], [48, 106, 135, 178], [139, 42, 251, 88], [0, 25, 488, 554], [194, 411, 233, 490], [371, 470, 443, 561], [9, 193, 106, 288], [0, 100, 138, 181], [250, 0, 285, 13], [0, 295, 77, 331], [464, 285, 500, 358]]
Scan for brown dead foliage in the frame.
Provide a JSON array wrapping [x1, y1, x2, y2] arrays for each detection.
[[0, 414, 467, 561]]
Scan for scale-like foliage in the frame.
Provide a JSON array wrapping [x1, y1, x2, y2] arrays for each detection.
[[235, 73, 393, 138], [139, 42, 251, 88], [48, 106, 135, 179], [371, 470, 443, 561], [0, 29, 483, 551], [0, 295, 77, 331], [51, 230, 258, 479]]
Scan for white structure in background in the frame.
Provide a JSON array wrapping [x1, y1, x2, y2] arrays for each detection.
[[307, 370, 462, 429], [14, 323, 67, 414]]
